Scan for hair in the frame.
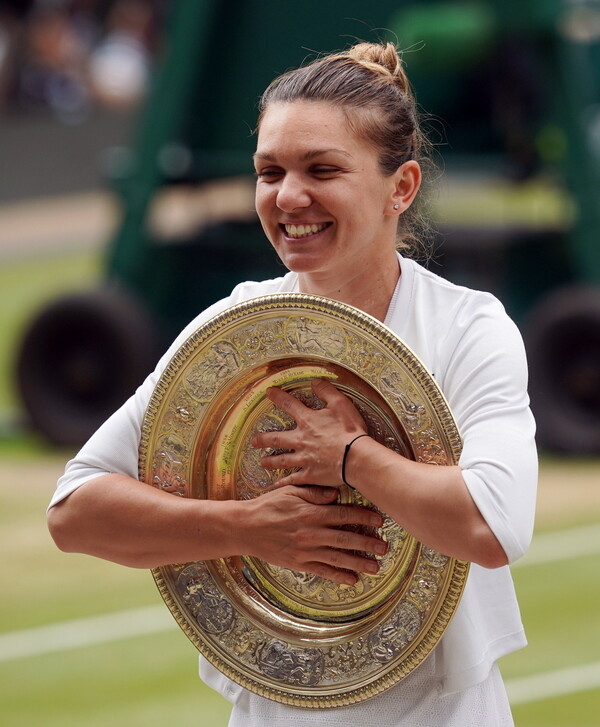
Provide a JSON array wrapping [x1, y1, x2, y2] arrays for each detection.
[[257, 42, 435, 256]]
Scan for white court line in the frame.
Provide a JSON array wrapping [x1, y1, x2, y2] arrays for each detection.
[[512, 522, 600, 569], [506, 661, 600, 705], [0, 605, 175, 663], [1, 522, 599, 707]]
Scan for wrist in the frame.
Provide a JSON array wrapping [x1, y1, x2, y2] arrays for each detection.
[[188, 498, 250, 560], [341, 434, 370, 487], [223, 497, 257, 557]]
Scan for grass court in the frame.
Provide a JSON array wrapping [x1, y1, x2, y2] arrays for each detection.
[[1, 247, 599, 726]]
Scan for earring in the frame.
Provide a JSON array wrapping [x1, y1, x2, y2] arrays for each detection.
[[393, 203, 400, 210]]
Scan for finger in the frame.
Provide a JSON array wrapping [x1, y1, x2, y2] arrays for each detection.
[[311, 378, 367, 429], [303, 562, 359, 586], [286, 484, 339, 504], [308, 547, 382, 577], [323, 503, 385, 530], [259, 452, 301, 470], [321, 527, 389, 558], [265, 386, 309, 419], [252, 428, 296, 450], [310, 377, 344, 404], [274, 471, 318, 488]]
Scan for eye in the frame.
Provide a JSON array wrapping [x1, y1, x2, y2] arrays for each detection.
[[256, 167, 283, 181], [311, 166, 341, 178]]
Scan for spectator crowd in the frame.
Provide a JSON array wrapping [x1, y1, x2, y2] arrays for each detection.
[[0, 0, 168, 123]]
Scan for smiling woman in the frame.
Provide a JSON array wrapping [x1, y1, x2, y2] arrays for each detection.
[[47, 41, 537, 727], [253, 101, 421, 319]]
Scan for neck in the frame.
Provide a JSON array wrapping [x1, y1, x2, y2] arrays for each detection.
[[297, 252, 400, 322]]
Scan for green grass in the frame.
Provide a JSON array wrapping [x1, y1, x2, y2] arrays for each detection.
[[512, 690, 600, 727], [1, 633, 232, 727], [504, 556, 600, 677]]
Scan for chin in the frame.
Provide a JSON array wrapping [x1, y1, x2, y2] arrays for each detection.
[[273, 246, 331, 275], [279, 257, 326, 276]]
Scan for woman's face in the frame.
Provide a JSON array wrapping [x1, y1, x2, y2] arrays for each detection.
[[254, 101, 403, 283]]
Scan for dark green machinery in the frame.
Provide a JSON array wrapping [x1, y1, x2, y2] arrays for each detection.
[[17, 0, 600, 453]]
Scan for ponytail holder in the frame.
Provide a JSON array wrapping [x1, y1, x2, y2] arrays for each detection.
[[341, 434, 369, 487]]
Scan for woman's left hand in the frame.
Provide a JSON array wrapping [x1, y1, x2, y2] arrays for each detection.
[[252, 378, 367, 487]]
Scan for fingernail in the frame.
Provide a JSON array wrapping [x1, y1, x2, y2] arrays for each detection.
[[321, 487, 336, 497], [366, 561, 379, 574], [374, 541, 388, 556]]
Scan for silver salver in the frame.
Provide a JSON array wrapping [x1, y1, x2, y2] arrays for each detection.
[[138, 293, 469, 708]]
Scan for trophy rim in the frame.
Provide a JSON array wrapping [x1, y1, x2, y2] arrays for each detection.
[[139, 293, 468, 708]]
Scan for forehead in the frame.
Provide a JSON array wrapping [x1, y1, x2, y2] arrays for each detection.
[[255, 101, 364, 158]]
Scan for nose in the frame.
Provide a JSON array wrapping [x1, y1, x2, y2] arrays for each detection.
[[276, 173, 312, 212]]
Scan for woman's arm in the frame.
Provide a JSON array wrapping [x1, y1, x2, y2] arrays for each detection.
[[252, 379, 509, 568], [48, 472, 387, 585], [342, 435, 507, 567]]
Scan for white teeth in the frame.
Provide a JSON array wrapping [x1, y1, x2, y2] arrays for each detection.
[[284, 223, 327, 238]]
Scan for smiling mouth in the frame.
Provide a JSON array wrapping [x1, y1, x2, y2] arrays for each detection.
[[283, 223, 330, 239]]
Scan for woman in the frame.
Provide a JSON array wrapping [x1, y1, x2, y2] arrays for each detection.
[[48, 42, 537, 726]]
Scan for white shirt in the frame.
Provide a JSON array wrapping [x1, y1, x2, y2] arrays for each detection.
[[51, 254, 537, 701]]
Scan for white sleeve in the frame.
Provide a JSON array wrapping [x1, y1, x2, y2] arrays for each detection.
[[49, 274, 295, 509], [49, 295, 233, 509], [438, 294, 538, 564]]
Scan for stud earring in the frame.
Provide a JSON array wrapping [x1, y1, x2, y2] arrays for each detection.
[[393, 203, 400, 210]]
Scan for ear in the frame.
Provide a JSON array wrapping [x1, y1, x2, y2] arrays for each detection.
[[387, 160, 422, 215]]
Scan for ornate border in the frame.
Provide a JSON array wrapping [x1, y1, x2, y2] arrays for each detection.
[[139, 293, 468, 707]]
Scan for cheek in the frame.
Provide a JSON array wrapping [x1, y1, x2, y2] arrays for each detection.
[[255, 190, 277, 241], [255, 187, 273, 223]]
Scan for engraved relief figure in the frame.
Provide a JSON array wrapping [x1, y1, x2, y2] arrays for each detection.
[[368, 602, 421, 663], [185, 340, 241, 401], [325, 640, 372, 679], [286, 316, 346, 358], [237, 414, 295, 497], [408, 570, 440, 612], [294, 389, 327, 411], [379, 366, 426, 429], [175, 404, 195, 425], [413, 428, 448, 465], [152, 438, 188, 496], [262, 564, 365, 605], [237, 322, 281, 362], [237, 443, 276, 496], [177, 564, 235, 634], [421, 546, 449, 568], [257, 640, 325, 686], [351, 344, 387, 379]]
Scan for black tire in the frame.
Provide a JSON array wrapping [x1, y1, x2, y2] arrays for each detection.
[[524, 286, 600, 455], [16, 286, 161, 447]]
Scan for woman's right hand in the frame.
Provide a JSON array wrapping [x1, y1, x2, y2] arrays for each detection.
[[240, 484, 388, 585], [49, 474, 387, 581]]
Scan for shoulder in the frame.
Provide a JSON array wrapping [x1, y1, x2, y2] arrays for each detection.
[[158, 272, 296, 364], [396, 256, 527, 391], [403, 257, 520, 352], [405, 256, 507, 322], [227, 271, 297, 305]]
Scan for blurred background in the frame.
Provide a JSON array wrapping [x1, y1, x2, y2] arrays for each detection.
[[0, 1, 599, 725]]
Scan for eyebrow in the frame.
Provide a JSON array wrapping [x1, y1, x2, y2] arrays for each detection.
[[253, 148, 353, 162]]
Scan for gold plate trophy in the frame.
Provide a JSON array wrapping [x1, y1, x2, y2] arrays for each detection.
[[139, 294, 469, 708]]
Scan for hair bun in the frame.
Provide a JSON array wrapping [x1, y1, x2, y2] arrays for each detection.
[[346, 42, 410, 92]]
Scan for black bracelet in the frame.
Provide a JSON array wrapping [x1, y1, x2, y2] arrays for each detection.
[[341, 434, 369, 487]]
